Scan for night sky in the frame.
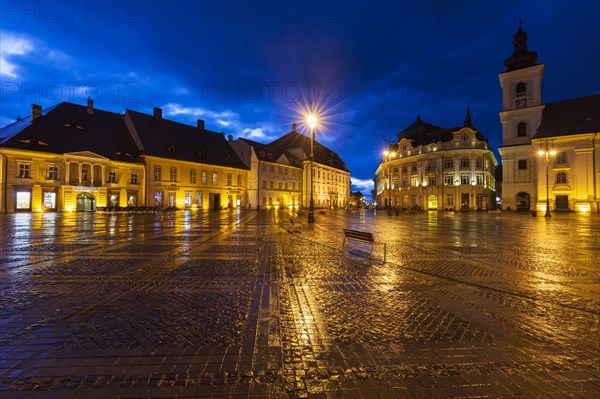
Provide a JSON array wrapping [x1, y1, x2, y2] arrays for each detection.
[[1, 1, 599, 199]]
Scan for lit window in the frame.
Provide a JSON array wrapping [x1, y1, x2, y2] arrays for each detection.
[[201, 171, 207, 185], [212, 172, 218, 185], [460, 175, 470, 185], [154, 191, 164, 207], [444, 175, 454, 185]]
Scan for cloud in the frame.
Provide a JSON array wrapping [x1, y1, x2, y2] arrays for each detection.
[[351, 177, 374, 194], [0, 31, 34, 77]]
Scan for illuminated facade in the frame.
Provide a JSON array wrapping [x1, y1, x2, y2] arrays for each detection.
[[229, 135, 303, 209], [374, 112, 498, 211], [498, 24, 600, 212], [230, 123, 351, 210], [0, 101, 144, 212], [123, 108, 249, 210]]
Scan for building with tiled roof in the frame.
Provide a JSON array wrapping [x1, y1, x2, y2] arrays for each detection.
[[123, 107, 249, 210], [230, 123, 351, 210], [374, 111, 498, 211], [498, 23, 600, 213], [0, 100, 145, 212]]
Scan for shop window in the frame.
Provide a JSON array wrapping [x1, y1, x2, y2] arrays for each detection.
[[196, 193, 202, 207], [127, 195, 137, 206], [43, 192, 57, 209], [109, 194, 119, 207], [185, 192, 192, 207], [154, 191, 164, 207]]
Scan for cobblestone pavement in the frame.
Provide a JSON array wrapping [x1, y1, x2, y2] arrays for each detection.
[[0, 209, 598, 398]]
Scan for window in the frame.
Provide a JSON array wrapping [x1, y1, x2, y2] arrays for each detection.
[[212, 172, 218, 185], [402, 165, 408, 173], [170, 167, 177, 182], [516, 82, 526, 96], [446, 193, 454, 207], [237, 174, 242, 186], [201, 171, 207, 185], [556, 172, 567, 184], [444, 159, 454, 169], [292, 182, 296, 190], [412, 164, 417, 172], [154, 191, 164, 207], [185, 192, 192, 207], [518, 160, 527, 170], [556, 152, 567, 164], [410, 176, 418, 187], [270, 165, 274, 173], [107, 170, 117, 183], [196, 192, 202, 207], [263, 197, 267, 205], [18, 163, 31, 178], [476, 175, 483, 185], [262, 180, 267, 189], [476, 159, 483, 169], [278, 182, 282, 189], [262, 164, 267, 172], [279, 167, 283, 175], [154, 166, 162, 182], [81, 166, 89, 182], [285, 183, 288, 190], [130, 172, 138, 184], [190, 169, 196, 184], [517, 122, 527, 137], [47, 164, 59, 180], [460, 158, 470, 168], [402, 143, 407, 151], [462, 132, 469, 141], [444, 175, 454, 185], [270, 181, 274, 189], [284, 168, 288, 175], [460, 175, 470, 185], [427, 161, 436, 171], [43, 192, 56, 209], [227, 173, 232, 186], [15, 190, 31, 210], [428, 177, 436, 186]]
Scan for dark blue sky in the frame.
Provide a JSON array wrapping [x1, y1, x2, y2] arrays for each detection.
[[1, 1, 599, 197]]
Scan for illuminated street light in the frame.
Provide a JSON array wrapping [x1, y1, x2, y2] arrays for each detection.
[[383, 150, 396, 215], [307, 114, 318, 223], [538, 140, 556, 217]]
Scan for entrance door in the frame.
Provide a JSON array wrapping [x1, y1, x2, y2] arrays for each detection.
[[212, 194, 221, 210], [461, 193, 469, 209], [227, 195, 233, 209], [76, 193, 96, 212], [556, 195, 569, 211], [428, 194, 438, 210], [516, 192, 530, 211]]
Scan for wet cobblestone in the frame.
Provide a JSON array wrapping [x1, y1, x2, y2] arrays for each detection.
[[0, 210, 598, 398]]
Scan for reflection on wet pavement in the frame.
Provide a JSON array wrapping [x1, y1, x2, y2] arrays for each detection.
[[0, 210, 598, 398]]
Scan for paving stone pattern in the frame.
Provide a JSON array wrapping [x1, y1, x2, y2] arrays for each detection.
[[0, 210, 599, 398]]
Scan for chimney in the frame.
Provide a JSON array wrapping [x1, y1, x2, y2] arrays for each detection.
[[292, 123, 297, 132], [153, 107, 162, 119], [228, 134, 233, 142], [197, 119, 205, 130], [86, 97, 94, 115], [31, 104, 42, 121]]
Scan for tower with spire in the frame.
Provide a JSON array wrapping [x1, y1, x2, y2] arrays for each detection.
[[498, 21, 546, 211]]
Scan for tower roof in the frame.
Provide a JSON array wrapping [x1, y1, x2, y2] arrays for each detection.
[[504, 21, 538, 71]]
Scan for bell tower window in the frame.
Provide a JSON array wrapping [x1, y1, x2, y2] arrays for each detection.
[[516, 82, 526, 96], [517, 122, 527, 137]]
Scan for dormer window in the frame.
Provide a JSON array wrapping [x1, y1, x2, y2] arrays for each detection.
[[402, 143, 407, 151], [462, 132, 469, 142], [62, 123, 84, 130]]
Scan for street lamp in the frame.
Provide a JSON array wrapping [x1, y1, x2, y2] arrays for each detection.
[[537, 141, 556, 217], [307, 114, 317, 223], [383, 150, 396, 214]]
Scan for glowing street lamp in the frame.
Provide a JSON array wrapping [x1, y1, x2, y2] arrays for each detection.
[[383, 150, 396, 213], [537, 141, 557, 217], [307, 114, 317, 223]]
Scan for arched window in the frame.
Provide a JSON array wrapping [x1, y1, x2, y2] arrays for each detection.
[[462, 132, 469, 141], [517, 122, 527, 137], [402, 143, 407, 151], [516, 82, 526, 96], [556, 172, 567, 184]]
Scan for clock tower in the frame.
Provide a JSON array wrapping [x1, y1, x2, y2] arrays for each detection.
[[498, 22, 545, 211]]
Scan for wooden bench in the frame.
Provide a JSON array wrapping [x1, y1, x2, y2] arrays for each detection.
[[342, 229, 386, 261]]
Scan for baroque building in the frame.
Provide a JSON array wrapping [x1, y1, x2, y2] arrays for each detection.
[[498, 23, 600, 212], [230, 123, 351, 210], [123, 107, 249, 210], [0, 100, 145, 212], [374, 111, 498, 211]]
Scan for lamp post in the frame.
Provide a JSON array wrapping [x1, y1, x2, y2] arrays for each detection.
[[537, 141, 556, 217], [383, 150, 396, 214], [307, 115, 317, 223]]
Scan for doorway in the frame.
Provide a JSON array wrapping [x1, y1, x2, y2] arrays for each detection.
[[76, 193, 96, 212]]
